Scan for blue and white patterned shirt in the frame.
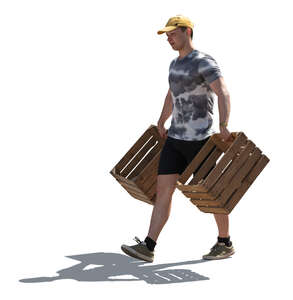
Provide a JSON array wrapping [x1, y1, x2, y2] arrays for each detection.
[[167, 49, 222, 141]]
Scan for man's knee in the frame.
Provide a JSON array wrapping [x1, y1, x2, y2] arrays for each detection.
[[156, 173, 180, 194]]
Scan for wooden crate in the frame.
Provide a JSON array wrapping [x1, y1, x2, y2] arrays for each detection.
[[176, 132, 270, 214], [109, 124, 165, 205]]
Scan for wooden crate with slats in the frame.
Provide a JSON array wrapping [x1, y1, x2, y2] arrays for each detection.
[[176, 131, 270, 214], [109, 124, 165, 205], [110, 125, 270, 214]]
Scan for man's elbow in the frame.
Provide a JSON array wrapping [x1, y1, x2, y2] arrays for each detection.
[[218, 92, 230, 102], [224, 92, 230, 101]]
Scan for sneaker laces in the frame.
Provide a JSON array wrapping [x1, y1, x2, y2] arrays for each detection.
[[210, 242, 223, 251], [133, 236, 143, 244], [210, 242, 227, 254], [210, 243, 217, 251]]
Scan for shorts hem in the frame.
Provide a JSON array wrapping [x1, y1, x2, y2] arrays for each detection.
[[157, 171, 182, 175]]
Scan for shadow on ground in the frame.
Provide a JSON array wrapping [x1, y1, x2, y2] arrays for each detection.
[[19, 252, 215, 285]]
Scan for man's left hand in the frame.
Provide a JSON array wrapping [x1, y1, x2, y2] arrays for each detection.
[[219, 126, 232, 142]]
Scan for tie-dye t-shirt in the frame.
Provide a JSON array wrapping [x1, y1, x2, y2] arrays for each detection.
[[167, 49, 222, 141]]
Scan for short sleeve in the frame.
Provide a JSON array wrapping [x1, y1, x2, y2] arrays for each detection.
[[198, 56, 222, 84], [169, 58, 176, 71]]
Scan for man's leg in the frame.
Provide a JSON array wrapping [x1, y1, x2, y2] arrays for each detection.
[[202, 212, 234, 259], [147, 173, 180, 242], [204, 163, 230, 240], [120, 173, 180, 262], [213, 213, 229, 237]]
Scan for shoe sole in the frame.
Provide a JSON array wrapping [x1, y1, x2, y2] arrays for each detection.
[[121, 244, 154, 263], [203, 250, 235, 260]]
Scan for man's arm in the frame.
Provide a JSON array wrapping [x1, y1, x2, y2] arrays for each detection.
[[209, 77, 231, 128], [157, 88, 173, 125]]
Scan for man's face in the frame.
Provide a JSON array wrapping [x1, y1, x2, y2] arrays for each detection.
[[166, 27, 187, 50]]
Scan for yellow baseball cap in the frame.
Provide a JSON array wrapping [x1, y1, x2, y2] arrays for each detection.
[[157, 15, 194, 35]]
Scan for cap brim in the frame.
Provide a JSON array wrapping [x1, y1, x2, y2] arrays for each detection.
[[157, 26, 177, 35]]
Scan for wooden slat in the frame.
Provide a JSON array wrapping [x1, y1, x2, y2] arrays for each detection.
[[135, 150, 161, 187], [117, 171, 153, 202], [134, 163, 158, 198], [127, 191, 150, 202], [120, 135, 157, 177], [112, 173, 138, 188], [194, 204, 229, 214], [149, 194, 156, 204], [209, 140, 256, 197], [135, 162, 159, 192], [190, 147, 263, 207], [189, 147, 222, 185], [118, 180, 145, 195], [109, 168, 116, 177], [215, 147, 263, 207], [202, 132, 248, 190], [138, 160, 160, 192], [190, 198, 222, 206], [225, 155, 270, 213], [143, 174, 157, 191], [183, 191, 216, 200], [176, 181, 208, 192], [126, 191, 153, 204], [115, 177, 154, 205], [184, 133, 238, 188], [128, 125, 164, 182], [114, 126, 154, 174], [145, 180, 157, 199], [178, 137, 216, 184], [128, 141, 161, 180], [210, 132, 238, 152]]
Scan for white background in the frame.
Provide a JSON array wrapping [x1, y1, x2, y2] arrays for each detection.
[[1, 0, 292, 298]]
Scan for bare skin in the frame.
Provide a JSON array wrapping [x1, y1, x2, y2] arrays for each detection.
[[147, 27, 231, 242], [147, 172, 230, 242], [147, 174, 180, 241]]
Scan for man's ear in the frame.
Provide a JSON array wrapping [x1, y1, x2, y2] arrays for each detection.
[[187, 27, 191, 37]]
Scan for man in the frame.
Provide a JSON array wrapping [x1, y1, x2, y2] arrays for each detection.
[[121, 15, 235, 263]]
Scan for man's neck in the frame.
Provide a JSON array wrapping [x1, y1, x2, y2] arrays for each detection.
[[178, 44, 196, 59]]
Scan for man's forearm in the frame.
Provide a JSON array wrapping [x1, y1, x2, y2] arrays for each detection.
[[218, 94, 231, 127], [158, 94, 173, 125]]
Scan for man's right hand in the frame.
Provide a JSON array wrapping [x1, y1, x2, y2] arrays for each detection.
[[157, 122, 168, 139]]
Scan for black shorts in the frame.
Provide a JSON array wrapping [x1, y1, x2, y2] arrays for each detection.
[[157, 135, 210, 176]]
